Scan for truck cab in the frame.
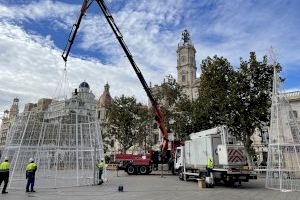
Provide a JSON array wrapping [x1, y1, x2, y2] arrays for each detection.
[[174, 147, 183, 172]]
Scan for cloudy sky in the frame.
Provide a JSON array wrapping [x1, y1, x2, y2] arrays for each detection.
[[0, 0, 299, 113]]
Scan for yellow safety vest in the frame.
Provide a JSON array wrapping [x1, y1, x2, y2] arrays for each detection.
[[0, 161, 10, 172], [97, 161, 105, 169], [26, 162, 37, 172], [207, 158, 213, 169]]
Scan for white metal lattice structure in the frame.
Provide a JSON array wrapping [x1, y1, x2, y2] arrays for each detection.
[[1, 110, 105, 189], [266, 66, 300, 192]]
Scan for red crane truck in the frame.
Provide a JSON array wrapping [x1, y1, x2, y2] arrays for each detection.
[[62, 0, 170, 175]]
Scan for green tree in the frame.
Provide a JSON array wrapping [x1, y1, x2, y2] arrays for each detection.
[[228, 52, 281, 166], [105, 95, 149, 153], [192, 55, 235, 131], [153, 75, 193, 140]]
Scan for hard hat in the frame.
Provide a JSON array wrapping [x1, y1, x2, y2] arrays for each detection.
[[29, 158, 34, 162], [4, 157, 9, 161]]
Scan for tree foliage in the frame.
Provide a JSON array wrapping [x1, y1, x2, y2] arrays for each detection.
[[190, 52, 281, 166], [153, 75, 193, 140], [105, 95, 149, 153], [192, 55, 235, 131], [227, 52, 281, 165]]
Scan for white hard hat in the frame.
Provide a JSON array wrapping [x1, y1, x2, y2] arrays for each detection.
[[29, 158, 34, 162], [4, 157, 9, 161]]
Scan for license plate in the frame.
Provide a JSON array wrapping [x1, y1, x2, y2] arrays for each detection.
[[239, 176, 247, 180]]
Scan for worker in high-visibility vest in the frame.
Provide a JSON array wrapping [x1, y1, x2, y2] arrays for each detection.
[[26, 158, 37, 192], [206, 157, 214, 176], [97, 159, 105, 185], [0, 157, 10, 194]]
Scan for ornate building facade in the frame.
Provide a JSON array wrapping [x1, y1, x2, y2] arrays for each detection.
[[0, 98, 19, 157], [176, 29, 200, 101], [96, 83, 119, 154], [0, 82, 98, 157]]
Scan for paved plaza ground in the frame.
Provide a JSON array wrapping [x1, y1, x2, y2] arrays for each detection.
[[1, 171, 299, 200]]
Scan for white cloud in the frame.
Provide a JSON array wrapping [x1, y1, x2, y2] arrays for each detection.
[[0, 0, 79, 21], [185, 0, 300, 67], [0, 21, 151, 113], [0, 0, 299, 113]]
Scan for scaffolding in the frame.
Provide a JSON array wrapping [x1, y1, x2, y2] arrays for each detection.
[[266, 65, 300, 191], [1, 110, 105, 189]]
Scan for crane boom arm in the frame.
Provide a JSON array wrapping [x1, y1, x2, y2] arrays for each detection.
[[61, 0, 169, 151]]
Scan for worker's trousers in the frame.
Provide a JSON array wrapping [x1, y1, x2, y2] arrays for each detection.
[[98, 169, 103, 185], [0, 172, 9, 193], [99, 169, 103, 180], [26, 175, 35, 191], [206, 168, 213, 177]]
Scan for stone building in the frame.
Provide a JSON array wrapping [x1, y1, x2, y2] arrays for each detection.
[[176, 29, 200, 101], [45, 81, 97, 123], [97, 83, 112, 122], [96, 83, 118, 154], [23, 98, 52, 113], [286, 91, 300, 119], [0, 98, 19, 157], [148, 30, 201, 149], [0, 105, 16, 162], [151, 29, 200, 102], [0, 82, 98, 157]]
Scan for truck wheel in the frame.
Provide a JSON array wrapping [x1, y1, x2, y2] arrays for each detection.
[[224, 179, 234, 187], [171, 166, 176, 175], [127, 165, 135, 175], [139, 166, 147, 175], [179, 169, 184, 181], [146, 166, 151, 174]]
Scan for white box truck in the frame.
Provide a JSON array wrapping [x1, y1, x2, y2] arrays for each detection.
[[174, 126, 257, 185]]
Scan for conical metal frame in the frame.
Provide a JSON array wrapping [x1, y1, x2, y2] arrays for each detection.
[[1, 111, 105, 189], [266, 67, 300, 192]]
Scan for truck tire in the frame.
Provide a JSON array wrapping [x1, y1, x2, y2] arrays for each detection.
[[139, 166, 147, 175], [223, 178, 235, 187], [127, 165, 136, 175], [199, 172, 207, 180], [171, 165, 176, 175], [146, 166, 152, 174], [179, 169, 184, 181]]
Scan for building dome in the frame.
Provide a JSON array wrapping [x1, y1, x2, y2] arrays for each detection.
[[98, 83, 112, 108], [79, 81, 90, 89]]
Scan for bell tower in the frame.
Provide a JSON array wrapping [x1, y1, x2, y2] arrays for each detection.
[[176, 29, 196, 88], [9, 98, 19, 119]]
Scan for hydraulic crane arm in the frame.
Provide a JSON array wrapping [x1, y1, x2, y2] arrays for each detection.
[[62, 0, 93, 62], [62, 0, 169, 151]]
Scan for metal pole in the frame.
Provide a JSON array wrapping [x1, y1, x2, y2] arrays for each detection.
[[80, 124, 84, 180], [54, 122, 62, 187], [76, 112, 79, 186], [161, 152, 164, 178], [93, 144, 96, 185], [183, 145, 186, 181], [9, 112, 31, 188]]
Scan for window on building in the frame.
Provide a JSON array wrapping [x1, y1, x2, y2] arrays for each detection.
[[110, 140, 115, 148], [293, 110, 298, 118], [290, 126, 299, 143], [289, 110, 298, 119], [182, 75, 186, 82], [154, 134, 158, 144]]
